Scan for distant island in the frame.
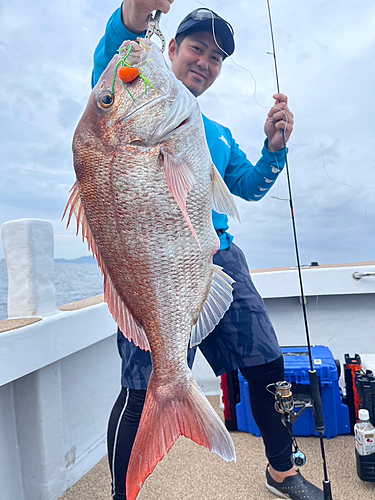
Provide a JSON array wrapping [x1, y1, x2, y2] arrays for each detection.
[[54, 256, 98, 265]]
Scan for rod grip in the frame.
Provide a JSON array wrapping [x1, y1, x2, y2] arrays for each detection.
[[323, 480, 333, 499], [309, 370, 326, 432]]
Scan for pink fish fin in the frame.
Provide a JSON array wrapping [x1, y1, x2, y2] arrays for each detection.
[[63, 182, 150, 350], [161, 147, 202, 251], [63, 181, 83, 237], [63, 181, 99, 253], [190, 265, 235, 347], [211, 163, 240, 222], [104, 272, 150, 351], [126, 373, 236, 500]]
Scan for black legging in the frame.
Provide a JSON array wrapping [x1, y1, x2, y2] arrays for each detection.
[[107, 356, 292, 500]]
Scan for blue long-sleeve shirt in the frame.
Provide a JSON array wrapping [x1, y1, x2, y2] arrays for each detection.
[[92, 6, 286, 249]]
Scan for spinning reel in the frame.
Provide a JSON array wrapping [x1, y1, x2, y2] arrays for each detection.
[[267, 381, 313, 468]]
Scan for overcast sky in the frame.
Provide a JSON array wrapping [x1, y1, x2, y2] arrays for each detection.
[[1, 0, 374, 269]]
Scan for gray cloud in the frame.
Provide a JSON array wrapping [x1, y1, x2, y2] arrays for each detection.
[[1, 0, 375, 266], [57, 98, 84, 129]]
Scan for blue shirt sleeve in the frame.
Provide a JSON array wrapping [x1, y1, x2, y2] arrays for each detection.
[[224, 130, 286, 201], [91, 5, 146, 88]]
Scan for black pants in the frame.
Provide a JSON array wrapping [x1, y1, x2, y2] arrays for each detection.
[[107, 356, 292, 499]]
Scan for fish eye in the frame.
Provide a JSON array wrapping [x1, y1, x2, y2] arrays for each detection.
[[97, 92, 114, 109]]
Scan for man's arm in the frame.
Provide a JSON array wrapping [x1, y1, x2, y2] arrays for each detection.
[[92, 1, 174, 88], [223, 92, 294, 200], [224, 135, 286, 202]]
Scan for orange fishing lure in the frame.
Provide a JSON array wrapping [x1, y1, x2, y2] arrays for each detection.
[[118, 66, 140, 83]]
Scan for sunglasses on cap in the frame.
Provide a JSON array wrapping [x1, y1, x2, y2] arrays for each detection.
[[175, 8, 235, 57]]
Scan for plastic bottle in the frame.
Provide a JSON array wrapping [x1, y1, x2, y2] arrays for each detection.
[[355, 409, 375, 482]]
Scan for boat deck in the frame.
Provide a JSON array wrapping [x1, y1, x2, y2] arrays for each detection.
[[59, 397, 375, 500]]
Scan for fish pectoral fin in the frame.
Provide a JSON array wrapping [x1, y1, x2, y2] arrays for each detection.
[[63, 181, 150, 351], [161, 148, 202, 251], [190, 265, 235, 347], [126, 374, 235, 500], [212, 163, 240, 222]]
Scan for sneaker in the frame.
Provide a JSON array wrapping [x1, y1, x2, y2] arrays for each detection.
[[266, 466, 324, 499]]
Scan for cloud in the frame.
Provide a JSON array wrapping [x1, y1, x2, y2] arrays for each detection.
[[1, 0, 375, 267], [57, 98, 84, 129]]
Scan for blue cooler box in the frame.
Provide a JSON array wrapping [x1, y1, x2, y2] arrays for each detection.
[[236, 346, 350, 439]]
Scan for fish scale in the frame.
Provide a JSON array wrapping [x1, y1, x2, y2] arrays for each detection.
[[64, 38, 239, 500]]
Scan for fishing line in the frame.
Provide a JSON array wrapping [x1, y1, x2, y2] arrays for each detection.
[[271, 136, 371, 251], [326, 221, 375, 262], [193, 0, 373, 261], [192, 0, 336, 496], [193, 0, 289, 180], [265, 10, 371, 237], [264, 0, 313, 360], [194, 0, 275, 110], [288, 140, 370, 223]]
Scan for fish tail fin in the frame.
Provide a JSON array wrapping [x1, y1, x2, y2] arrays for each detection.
[[126, 373, 236, 500]]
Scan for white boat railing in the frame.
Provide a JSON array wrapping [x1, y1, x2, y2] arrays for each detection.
[[352, 271, 375, 280], [1, 219, 374, 500]]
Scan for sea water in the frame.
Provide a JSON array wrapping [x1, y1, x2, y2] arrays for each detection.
[[0, 259, 103, 321]]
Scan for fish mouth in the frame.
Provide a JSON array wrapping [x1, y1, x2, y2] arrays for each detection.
[[158, 114, 191, 139], [176, 117, 190, 129], [147, 112, 192, 146]]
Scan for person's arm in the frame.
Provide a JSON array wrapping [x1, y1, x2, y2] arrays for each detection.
[[92, 1, 174, 88], [224, 92, 294, 201], [223, 132, 286, 202]]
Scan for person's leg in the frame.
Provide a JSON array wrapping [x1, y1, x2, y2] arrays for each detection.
[[107, 387, 146, 500], [240, 356, 295, 474], [241, 359, 324, 499], [108, 330, 197, 499], [198, 243, 322, 497], [200, 243, 283, 380]]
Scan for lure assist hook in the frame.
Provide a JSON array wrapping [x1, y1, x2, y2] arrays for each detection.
[[265, 1, 333, 498]]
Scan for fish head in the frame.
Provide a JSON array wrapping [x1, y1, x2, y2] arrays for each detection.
[[74, 39, 200, 156]]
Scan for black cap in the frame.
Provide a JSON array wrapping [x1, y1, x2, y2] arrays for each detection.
[[175, 8, 235, 58]]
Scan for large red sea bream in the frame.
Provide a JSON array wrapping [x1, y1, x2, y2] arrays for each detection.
[[64, 38, 239, 500]]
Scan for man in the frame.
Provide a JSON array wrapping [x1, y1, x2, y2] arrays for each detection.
[[92, 2, 324, 499]]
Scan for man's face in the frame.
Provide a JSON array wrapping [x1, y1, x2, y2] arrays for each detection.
[[168, 31, 224, 97]]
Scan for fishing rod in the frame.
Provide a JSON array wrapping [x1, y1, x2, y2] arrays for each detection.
[[264, 1, 333, 498], [148, 4, 332, 496]]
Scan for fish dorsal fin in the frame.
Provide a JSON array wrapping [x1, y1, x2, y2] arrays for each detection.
[[63, 181, 150, 351], [190, 265, 235, 347], [161, 147, 202, 251], [212, 164, 240, 222]]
